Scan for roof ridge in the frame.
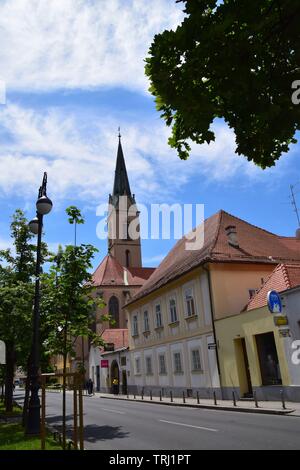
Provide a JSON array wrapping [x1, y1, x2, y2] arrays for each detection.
[[218, 209, 287, 238], [281, 263, 292, 289]]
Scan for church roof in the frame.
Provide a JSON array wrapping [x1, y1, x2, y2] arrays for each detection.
[[109, 137, 134, 207], [126, 210, 300, 306], [247, 263, 300, 311], [100, 329, 129, 351], [92, 254, 155, 287]]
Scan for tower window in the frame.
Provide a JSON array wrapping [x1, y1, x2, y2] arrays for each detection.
[[108, 296, 119, 328], [126, 250, 130, 268]]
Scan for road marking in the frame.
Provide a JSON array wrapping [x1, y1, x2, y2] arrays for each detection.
[[100, 408, 126, 414], [159, 419, 218, 432]]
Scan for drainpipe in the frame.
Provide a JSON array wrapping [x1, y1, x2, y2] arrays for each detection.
[[202, 264, 223, 398]]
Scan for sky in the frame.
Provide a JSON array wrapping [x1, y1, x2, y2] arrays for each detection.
[[0, 0, 299, 271]]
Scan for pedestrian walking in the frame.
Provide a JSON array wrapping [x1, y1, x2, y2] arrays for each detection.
[[87, 378, 94, 395], [112, 378, 119, 395]]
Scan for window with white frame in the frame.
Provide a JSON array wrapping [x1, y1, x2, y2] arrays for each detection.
[[135, 357, 141, 374], [132, 314, 139, 336], [191, 349, 202, 371], [173, 352, 183, 373], [184, 287, 196, 317], [155, 304, 163, 328], [169, 297, 178, 323], [144, 310, 150, 332], [158, 354, 167, 375], [145, 356, 153, 375]]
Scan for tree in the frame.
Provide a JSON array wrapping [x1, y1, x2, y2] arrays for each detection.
[[41, 208, 107, 449], [145, 0, 300, 168], [0, 210, 36, 412]]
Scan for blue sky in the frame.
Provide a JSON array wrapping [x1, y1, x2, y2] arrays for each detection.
[[0, 0, 299, 271]]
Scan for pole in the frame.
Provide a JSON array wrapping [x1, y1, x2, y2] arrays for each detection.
[[78, 374, 84, 450], [41, 376, 46, 450], [73, 375, 78, 450], [26, 210, 43, 435]]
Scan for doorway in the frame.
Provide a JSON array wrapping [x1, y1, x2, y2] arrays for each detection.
[[122, 370, 127, 395], [234, 338, 253, 397], [255, 332, 282, 385], [110, 360, 120, 394], [96, 365, 100, 392]]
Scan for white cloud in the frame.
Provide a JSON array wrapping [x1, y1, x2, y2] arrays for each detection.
[[0, 102, 281, 206], [0, 0, 184, 93]]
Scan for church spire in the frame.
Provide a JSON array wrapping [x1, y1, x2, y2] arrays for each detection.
[[111, 131, 134, 206]]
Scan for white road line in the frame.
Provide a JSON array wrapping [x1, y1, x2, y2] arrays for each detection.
[[100, 408, 126, 414], [159, 419, 218, 432]]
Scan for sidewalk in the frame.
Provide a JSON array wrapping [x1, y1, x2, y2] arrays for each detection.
[[87, 392, 300, 417]]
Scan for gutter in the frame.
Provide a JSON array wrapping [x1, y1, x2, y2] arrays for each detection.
[[202, 264, 222, 394]]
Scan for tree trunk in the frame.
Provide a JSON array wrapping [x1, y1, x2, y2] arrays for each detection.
[[5, 341, 15, 413]]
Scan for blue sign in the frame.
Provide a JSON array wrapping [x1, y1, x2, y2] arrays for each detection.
[[267, 290, 282, 314]]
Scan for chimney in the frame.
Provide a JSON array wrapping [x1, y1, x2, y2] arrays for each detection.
[[296, 228, 300, 240], [225, 225, 239, 248]]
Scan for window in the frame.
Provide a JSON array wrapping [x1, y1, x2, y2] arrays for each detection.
[[135, 357, 141, 374], [120, 356, 126, 366], [185, 287, 196, 317], [169, 297, 178, 323], [174, 352, 183, 373], [145, 356, 153, 375], [155, 304, 163, 328], [248, 289, 257, 299], [144, 310, 150, 332], [191, 349, 202, 371], [158, 354, 167, 375], [108, 296, 119, 328], [132, 315, 139, 336], [126, 249, 130, 268]]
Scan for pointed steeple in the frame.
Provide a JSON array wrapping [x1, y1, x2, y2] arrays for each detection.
[[113, 134, 132, 198]]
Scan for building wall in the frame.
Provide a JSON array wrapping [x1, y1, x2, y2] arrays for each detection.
[[210, 263, 275, 320], [281, 288, 300, 387], [126, 267, 221, 396], [215, 306, 300, 401], [89, 346, 129, 393]]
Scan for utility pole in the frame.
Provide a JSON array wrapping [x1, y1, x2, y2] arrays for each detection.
[[290, 184, 300, 227]]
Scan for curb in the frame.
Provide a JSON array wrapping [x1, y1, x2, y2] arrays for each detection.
[[99, 395, 295, 416]]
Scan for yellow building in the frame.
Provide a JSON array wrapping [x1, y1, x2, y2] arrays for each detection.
[[125, 210, 300, 398], [216, 263, 300, 401]]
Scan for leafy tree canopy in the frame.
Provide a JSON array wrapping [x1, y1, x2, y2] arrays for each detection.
[[145, 0, 300, 168]]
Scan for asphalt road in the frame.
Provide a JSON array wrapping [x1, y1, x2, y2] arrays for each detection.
[[14, 391, 300, 450]]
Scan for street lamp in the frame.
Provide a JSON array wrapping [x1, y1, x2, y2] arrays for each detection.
[[26, 172, 52, 435]]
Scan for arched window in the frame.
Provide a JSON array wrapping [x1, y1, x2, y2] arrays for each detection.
[[109, 296, 119, 328], [126, 249, 130, 268]]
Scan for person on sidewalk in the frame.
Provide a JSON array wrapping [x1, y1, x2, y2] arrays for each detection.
[[112, 378, 119, 395], [87, 378, 94, 395]]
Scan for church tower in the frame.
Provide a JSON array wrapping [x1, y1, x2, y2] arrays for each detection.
[[107, 134, 142, 268]]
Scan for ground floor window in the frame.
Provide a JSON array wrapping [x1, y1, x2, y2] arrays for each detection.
[[255, 332, 282, 386], [173, 352, 183, 373]]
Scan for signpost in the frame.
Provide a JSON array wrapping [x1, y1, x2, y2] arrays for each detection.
[[208, 343, 217, 350], [267, 290, 282, 313]]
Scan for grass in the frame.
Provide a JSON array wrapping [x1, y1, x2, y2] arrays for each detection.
[[0, 399, 22, 417], [0, 422, 62, 450]]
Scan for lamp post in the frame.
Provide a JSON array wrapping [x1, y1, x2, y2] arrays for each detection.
[[26, 172, 52, 435]]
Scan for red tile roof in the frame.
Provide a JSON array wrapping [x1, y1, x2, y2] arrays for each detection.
[[126, 210, 300, 306], [247, 263, 300, 311], [92, 254, 155, 287], [100, 329, 129, 351]]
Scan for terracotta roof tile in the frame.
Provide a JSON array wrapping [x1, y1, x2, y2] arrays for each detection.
[[92, 254, 155, 287], [126, 210, 300, 306], [247, 263, 300, 311], [100, 329, 128, 351]]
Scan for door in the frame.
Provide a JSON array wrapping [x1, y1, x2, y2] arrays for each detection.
[[241, 338, 253, 396], [234, 338, 253, 397], [255, 332, 282, 385], [96, 365, 100, 392]]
